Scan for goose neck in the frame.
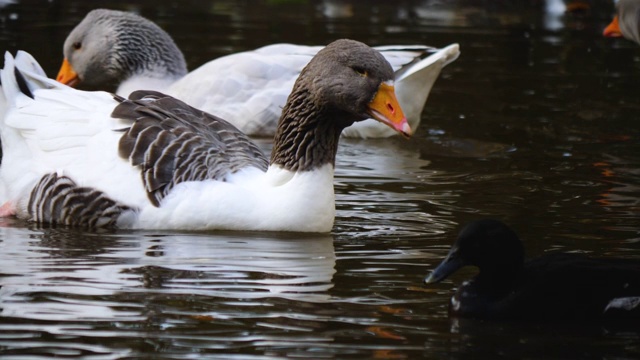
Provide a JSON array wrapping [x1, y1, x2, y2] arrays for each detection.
[[270, 90, 354, 172]]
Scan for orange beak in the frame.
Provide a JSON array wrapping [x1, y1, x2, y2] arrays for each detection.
[[565, 1, 590, 14], [56, 58, 80, 87], [603, 15, 623, 38], [367, 82, 411, 138]]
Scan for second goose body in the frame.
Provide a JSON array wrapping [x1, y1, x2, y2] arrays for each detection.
[[56, 9, 459, 138]]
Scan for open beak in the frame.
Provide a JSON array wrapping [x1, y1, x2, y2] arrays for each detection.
[[603, 15, 623, 38], [367, 82, 412, 138], [56, 58, 80, 87]]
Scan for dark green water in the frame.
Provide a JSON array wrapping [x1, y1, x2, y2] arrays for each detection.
[[0, 0, 639, 358]]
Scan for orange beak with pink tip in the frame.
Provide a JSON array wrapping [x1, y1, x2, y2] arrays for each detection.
[[603, 15, 623, 38], [56, 58, 80, 87], [366, 82, 412, 138]]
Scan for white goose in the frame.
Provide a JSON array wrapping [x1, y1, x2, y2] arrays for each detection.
[[0, 39, 410, 231], [56, 9, 459, 138]]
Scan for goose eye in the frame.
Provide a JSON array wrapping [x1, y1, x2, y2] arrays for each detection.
[[72, 42, 82, 50], [353, 66, 368, 77]]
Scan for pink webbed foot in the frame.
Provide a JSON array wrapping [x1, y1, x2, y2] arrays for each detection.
[[0, 201, 16, 217]]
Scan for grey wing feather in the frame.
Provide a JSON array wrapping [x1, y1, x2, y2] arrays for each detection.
[[113, 90, 269, 206], [28, 173, 135, 228]]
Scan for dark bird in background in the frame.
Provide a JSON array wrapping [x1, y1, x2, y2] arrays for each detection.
[[425, 219, 640, 322]]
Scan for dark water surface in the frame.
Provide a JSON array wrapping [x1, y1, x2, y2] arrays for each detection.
[[1, 0, 639, 358]]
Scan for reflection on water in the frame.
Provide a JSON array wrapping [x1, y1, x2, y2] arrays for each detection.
[[0, 224, 336, 321], [0, 0, 639, 358]]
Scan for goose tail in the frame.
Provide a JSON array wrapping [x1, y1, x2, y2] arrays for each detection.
[[394, 43, 460, 132], [1, 51, 61, 109], [0, 51, 70, 205], [394, 43, 460, 81]]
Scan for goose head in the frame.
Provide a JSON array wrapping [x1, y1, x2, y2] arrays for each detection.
[[57, 9, 187, 92], [271, 39, 411, 171]]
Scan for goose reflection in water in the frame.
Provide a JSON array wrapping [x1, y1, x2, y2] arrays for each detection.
[[0, 223, 336, 322]]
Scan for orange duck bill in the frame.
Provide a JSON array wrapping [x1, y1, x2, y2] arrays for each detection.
[[366, 82, 412, 138], [56, 58, 80, 87]]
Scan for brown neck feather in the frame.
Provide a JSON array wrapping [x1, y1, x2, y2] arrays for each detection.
[[270, 88, 355, 172]]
